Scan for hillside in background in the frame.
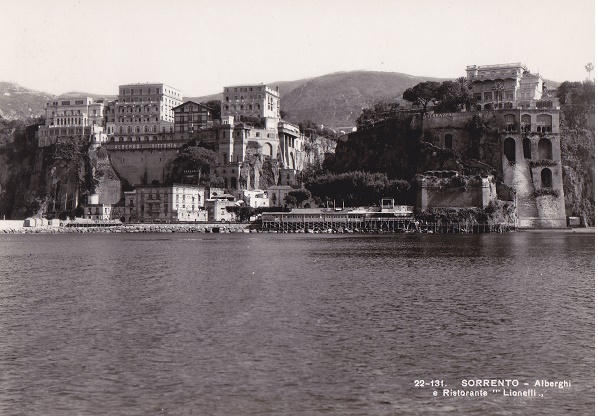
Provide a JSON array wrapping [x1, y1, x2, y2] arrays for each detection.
[[57, 92, 117, 101], [275, 71, 448, 129], [189, 71, 448, 129], [0, 82, 53, 120], [1, 71, 563, 129]]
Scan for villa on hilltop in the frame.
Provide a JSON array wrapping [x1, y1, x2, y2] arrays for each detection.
[[34, 63, 568, 228], [348, 62, 566, 228]]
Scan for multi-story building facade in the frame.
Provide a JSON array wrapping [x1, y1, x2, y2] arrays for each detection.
[[105, 83, 187, 186], [243, 190, 270, 208], [466, 63, 545, 110], [278, 121, 304, 171], [36, 81, 309, 195], [221, 84, 280, 121], [212, 117, 305, 190], [173, 101, 215, 133], [414, 63, 566, 228], [37, 97, 109, 147], [84, 204, 116, 221], [267, 185, 294, 208], [123, 185, 207, 223], [205, 192, 237, 222], [112, 83, 182, 140]]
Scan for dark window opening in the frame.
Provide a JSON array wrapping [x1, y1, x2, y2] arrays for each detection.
[[523, 138, 532, 159], [504, 137, 516, 162], [541, 168, 552, 188], [538, 138, 552, 160], [444, 134, 453, 150]]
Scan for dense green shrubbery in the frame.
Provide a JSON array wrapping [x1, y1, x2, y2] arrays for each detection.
[[417, 201, 515, 224], [168, 144, 219, 186], [305, 171, 411, 207], [557, 80, 594, 130]]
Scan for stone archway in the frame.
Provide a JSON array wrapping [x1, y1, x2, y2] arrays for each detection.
[[523, 138, 532, 159], [504, 137, 516, 162], [538, 138, 552, 160], [541, 168, 552, 188]]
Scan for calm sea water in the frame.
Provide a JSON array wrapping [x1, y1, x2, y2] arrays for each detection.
[[0, 232, 593, 415]]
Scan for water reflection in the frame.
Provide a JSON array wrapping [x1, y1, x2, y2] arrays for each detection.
[[0, 233, 593, 415]]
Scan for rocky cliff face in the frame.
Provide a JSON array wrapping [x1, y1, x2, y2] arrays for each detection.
[[27, 139, 121, 218], [326, 110, 593, 227], [302, 134, 337, 170], [0, 118, 41, 218], [560, 127, 594, 225], [239, 144, 279, 190], [237, 134, 337, 190], [86, 146, 123, 205], [327, 118, 422, 179], [0, 126, 121, 219]]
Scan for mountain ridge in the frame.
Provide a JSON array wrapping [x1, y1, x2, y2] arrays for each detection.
[[0, 71, 563, 128]]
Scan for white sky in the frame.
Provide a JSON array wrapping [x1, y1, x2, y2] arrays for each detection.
[[0, 0, 594, 97]]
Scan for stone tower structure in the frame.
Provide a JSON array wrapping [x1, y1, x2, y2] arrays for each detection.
[[466, 63, 566, 227]]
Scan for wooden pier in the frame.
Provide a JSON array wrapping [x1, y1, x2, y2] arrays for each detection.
[[261, 211, 515, 233]]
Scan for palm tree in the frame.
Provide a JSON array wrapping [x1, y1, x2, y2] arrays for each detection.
[[585, 63, 594, 80], [456, 76, 472, 110]]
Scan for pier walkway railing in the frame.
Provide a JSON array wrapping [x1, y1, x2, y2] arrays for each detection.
[[262, 217, 516, 233]]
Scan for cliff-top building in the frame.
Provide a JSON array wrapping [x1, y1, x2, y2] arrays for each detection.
[[415, 62, 566, 228], [104, 83, 188, 187], [173, 101, 215, 133], [466, 63, 547, 110], [112, 83, 183, 139], [221, 84, 280, 121], [37, 97, 110, 147]]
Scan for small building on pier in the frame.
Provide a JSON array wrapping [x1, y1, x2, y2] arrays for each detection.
[[262, 199, 415, 232]]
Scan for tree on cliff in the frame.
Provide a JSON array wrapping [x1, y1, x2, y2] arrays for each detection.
[[287, 189, 311, 207], [298, 120, 319, 134], [170, 145, 219, 186], [557, 80, 595, 129], [355, 101, 401, 129], [557, 80, 595, 107], [585, 63, 594, 80], [402, 81, 441, 115], [305, 171, 411, 207], [435, 80, 474, 112], [201, 100, 222, 121], [404, 80, 473, 114]]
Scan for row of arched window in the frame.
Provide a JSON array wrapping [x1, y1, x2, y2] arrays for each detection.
[[504, 137, 552, 162], [118, 125, 163, 134], [504, 138, 554, 188], [54, 117, 86, 126], [504, 114, 553, 133], [110, 136, 160, 142], [118, 105, 159, 114]]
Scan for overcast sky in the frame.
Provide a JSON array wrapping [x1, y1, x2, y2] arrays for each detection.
[[1, 0, 594, 97]]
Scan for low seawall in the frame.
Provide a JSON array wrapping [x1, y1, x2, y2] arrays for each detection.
[[0, 220, 24, 231], [1, 223, 254, 234]]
